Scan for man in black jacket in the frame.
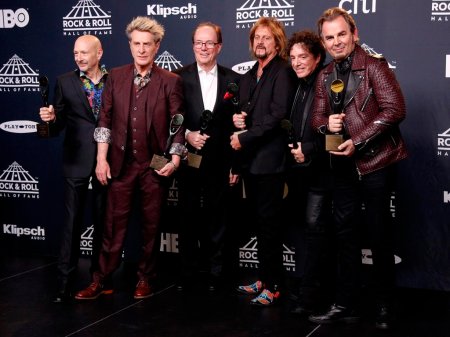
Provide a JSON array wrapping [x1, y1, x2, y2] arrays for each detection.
[[39, 35, 108, 303], [231, 16, 296, 306], [174, 22, 240, 291]]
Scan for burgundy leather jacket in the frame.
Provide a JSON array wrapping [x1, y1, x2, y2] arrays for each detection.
[[311, 44, 408, 176]]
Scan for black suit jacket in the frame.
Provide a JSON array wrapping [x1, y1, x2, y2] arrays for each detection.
[[51, 69, 104, 178], [174, 62, 240, 172], [237, 56, 296, 174]]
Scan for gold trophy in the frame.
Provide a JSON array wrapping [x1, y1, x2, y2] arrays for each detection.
[[325, 79, 345, 151], [149, 114, 184, 170]]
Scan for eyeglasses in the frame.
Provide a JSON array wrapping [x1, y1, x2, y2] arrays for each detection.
[[193, 41, 219, 49]]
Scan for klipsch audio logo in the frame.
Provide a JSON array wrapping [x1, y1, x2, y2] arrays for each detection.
[[0, 8, 29, 28], [431, 0, 450, 22], [0, 120, 37, 134], [0, 161, 39, 199], [0, 55, 40, 92], [239, 237, 296, 272], [361, 43, 396, 69], [62, 0, 112, 36], [437, 127, 450, 156], [236, 0, 295, 29], [339, 0, 377, 14], [154, 51, 183, 71], [3, 224, 45, 240], [147, 3, 197, 19]]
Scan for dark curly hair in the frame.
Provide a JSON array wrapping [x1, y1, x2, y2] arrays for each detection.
[[287, 30, 326, 69]]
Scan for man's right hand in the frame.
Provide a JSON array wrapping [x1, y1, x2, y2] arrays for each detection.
[[96, 159, 111, 186]]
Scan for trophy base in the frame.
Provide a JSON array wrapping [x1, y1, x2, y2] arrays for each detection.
[[36, 123, 50, 138], [325, 134, 344, 151], [149, 155, 169, 170], [187, 152, 202, 168]]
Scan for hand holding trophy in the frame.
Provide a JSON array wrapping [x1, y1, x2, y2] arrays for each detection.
[[187, 109, 212, 168], [37, 76, 50, 138], [149, 114, 184, 170], [325, 79, 345, 151], [280, 119, 299, 149]]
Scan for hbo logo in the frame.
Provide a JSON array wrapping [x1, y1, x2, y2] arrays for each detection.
[[0, 8, 30, 28]]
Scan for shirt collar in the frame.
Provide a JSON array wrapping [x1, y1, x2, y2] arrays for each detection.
[[79, 64, 107, 80], [197, 63, 218, 76]]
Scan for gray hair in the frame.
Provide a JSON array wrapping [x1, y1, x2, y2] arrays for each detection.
[[125, 16, 165, 43]]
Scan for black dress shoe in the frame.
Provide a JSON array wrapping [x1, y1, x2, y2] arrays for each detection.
[[308, 304, 359, 324], [375, 305, 393, 330]]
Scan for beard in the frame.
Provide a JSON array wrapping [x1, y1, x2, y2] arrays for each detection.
[[254, 46, 268, 60]]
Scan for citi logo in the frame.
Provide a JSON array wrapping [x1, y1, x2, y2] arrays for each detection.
[[339, 0, 377, 14], [431, 0, 450, 22], [3, 224, 45, 238], [147, 3, 197, 19], [160, 233, 179, 253], [0, 8, 29, 28], [0, 55, 40, 92], [437, 127, 450, 156], [236, 0, 295, 29], [155, 51, 183, 71], [0, 120, 37, 134], [62, 0, 112, 36], [0, 161, 39, 199], [238, 237, 296, 271], [232, 60, 256, 75]]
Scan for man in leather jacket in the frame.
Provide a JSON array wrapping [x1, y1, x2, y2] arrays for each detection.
[[308, 7, 407, 330]]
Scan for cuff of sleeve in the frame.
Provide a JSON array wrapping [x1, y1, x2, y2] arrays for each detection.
[[169, 143, 188, 159], [93, 127, 111, 143]]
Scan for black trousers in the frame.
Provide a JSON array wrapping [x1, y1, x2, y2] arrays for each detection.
[[244, 172, 285, 290], [359, 165, 396, 306], [177, 165, 232, 280], [57, 175, 107, 289]]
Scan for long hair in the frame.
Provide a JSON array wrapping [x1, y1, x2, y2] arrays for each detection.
[[249, 16, 288, 60]]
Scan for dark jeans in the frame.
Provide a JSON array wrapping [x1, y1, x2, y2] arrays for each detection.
[[305, 162, 361, 308]]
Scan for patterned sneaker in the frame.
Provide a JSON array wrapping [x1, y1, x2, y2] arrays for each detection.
[[237, 280, 264, 295], [250, 288, 280, 306]]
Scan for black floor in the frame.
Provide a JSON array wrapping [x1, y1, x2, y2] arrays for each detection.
[[1, 255, 449, 337]]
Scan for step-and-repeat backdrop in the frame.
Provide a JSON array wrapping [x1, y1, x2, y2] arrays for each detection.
[[1, 0, 449, 291]]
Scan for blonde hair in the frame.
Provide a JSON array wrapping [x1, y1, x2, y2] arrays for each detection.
[[125, 16, 165, 43]]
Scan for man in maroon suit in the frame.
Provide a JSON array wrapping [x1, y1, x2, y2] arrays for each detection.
[[75, 16, 186, 300]]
